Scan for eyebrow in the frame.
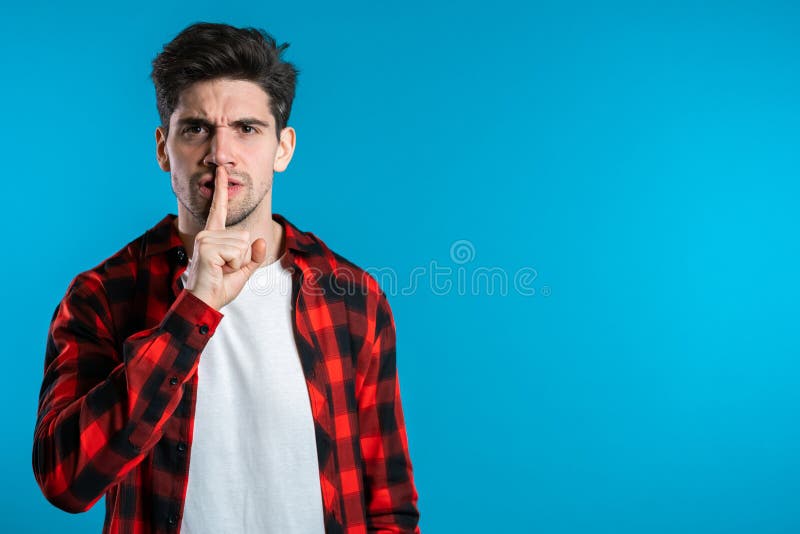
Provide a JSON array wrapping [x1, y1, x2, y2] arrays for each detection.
[[176, 116, 271, 129]]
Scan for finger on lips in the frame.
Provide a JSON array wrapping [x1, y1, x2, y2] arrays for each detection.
[[205, 166, 229, 231]]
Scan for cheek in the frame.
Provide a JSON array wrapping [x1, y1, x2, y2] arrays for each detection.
[[247, 137, 278, 156], [168, 145, 201, 168]]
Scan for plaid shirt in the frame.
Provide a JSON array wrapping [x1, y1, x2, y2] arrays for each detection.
[[33, 213, 420, 534]]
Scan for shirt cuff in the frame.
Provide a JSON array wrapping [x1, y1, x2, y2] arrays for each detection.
[[160, 289, 224, 352]]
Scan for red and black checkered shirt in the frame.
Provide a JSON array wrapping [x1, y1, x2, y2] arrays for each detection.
[[33, 213, 420, 533]]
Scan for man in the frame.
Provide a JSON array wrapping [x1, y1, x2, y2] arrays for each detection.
[[32, 22, 420, 534]]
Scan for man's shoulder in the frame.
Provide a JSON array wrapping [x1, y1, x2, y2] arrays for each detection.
[[282, 214, 388, 306], [66, 215, 175, 296], [296, 226, 395, 337]]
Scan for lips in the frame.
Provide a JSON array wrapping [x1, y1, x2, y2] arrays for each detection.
[[198, 178, 244, 199], [200, 175, 243, 188]]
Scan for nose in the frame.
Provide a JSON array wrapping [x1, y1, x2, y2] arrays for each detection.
[[203, 126, 236, 168]]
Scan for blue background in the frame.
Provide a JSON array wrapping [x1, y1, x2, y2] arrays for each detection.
[[3, 1, 799, 532]]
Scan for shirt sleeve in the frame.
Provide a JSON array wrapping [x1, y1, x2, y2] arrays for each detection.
[[32, 272, 222, 513], [357, 290, 421, 533]]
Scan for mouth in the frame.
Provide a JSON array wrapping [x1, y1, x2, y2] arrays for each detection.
[[198, 175, 244, 199], [200, 175, 243, 189]]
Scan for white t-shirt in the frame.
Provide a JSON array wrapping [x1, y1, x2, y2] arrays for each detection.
[[180, 252, 325, 533]]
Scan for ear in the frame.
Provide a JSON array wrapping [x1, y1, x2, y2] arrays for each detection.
[[155, 126, 171, 172], [273, 126, 296, 173]]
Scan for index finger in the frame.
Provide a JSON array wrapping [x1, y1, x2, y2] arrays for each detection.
[[205, 166, 228, 231]]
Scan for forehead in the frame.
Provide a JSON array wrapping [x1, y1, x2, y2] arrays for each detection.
[[172, 78, 272, 121]]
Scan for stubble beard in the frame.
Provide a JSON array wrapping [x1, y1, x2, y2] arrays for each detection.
[[172, 170, 273, 229]]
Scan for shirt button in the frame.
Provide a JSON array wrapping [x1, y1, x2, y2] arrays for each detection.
[[169, 376, 179, 386], [168, 514, 178, 527], [199, 324, 209, 335], [175, 248, 187, 265], [177, 442, 187, 453]]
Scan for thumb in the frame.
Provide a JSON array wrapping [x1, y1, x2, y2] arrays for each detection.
[[249, 238, 267, 266]]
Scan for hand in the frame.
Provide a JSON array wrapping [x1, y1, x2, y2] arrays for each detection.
[[183, 166, 267, 310]]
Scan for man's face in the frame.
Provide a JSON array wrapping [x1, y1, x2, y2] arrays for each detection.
[[155, 78, 295, 230]]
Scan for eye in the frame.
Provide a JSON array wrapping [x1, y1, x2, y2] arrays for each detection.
[[182, 126, 206, 135], [240, 125, 256, 134]]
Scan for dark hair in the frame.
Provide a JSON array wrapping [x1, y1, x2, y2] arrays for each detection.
[[150, 22, 298, 139]]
